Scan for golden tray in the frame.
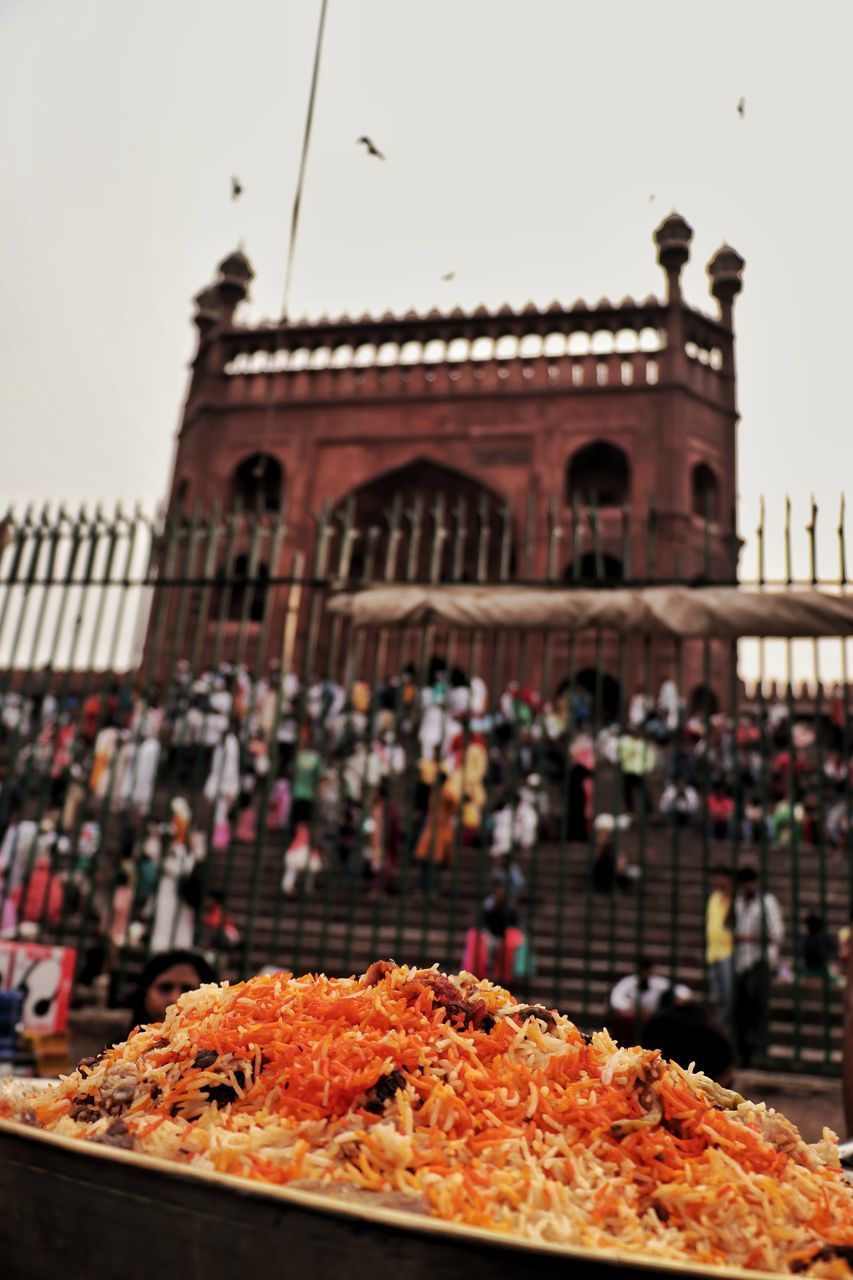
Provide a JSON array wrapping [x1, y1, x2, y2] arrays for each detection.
[[0, 1115, 782, 1280]]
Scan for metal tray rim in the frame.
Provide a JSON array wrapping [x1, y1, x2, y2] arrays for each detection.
[[0, 1116, 784, 1280]]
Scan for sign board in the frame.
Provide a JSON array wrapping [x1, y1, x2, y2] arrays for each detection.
[[0, 942, 76, 1035]]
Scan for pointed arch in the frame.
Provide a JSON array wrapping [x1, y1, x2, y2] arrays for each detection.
[[230, 452, 284, 513], [333, 458, 513, 583], [691, 462, 719, 521], [566, 441, 631, 508]]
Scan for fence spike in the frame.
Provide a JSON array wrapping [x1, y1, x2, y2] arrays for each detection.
[[756, 495, 766, 585], [807, 494, 818, 585], [839, 494, 847, 587]]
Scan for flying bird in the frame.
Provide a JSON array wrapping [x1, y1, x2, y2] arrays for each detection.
[[356, 136, 385, 160], [736, 97, 745, 118], [231, 176, 243, 200], [441, 271, 456, 282]]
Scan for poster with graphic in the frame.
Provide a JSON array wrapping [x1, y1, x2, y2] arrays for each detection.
[[0, 941, 76, 1034]]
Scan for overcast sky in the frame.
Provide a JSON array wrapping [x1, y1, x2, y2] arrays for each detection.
[[1, 0, 851, 595]]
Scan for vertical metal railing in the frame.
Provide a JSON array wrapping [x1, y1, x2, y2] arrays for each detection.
[[0, 496, 848, 1073]]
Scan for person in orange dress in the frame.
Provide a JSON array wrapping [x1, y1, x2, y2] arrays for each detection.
[[414, 768, 458, 892]]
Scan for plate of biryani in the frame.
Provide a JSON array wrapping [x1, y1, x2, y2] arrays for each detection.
[[2, 962, 852, 1280]]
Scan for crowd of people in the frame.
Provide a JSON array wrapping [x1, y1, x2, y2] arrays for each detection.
[[0, 656, 848, 1063], [606, 865, 787, 1072]]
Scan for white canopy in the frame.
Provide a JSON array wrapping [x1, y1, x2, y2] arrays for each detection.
[[327, 585, 853, 639]]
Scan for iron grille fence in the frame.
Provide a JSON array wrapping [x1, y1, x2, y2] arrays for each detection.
[[0, 494, 850, 1074]]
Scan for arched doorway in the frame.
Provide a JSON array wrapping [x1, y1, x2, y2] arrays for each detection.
[[566, 441, 631, 508], [691, 462, 719, 522], [333, 459, 513, 582], [575, 668, 622, 723], [230, 453, 284, 513]]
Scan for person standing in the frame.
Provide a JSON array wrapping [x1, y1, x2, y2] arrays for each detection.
[[628, 685, 652, 731], [707, 780, 735, 840], [591, 813, 633, 894], [414, 767, 458, 892], [150, 830, 204, 953], [0, 814, 38, 905], [204, 718, 241, 849], [480, 873, 524, 984], [9, 848, 63, 932], [280, 822, 322, 896], [89, 720, 119, 800], [657, 673, 680, 728], [734, 866, 784, 1067], [133, 729, 162, 815], [617, 726, 658, 815], [204, 719, 241, 808], [363, 779, 401, 895], [290, 725, 323, 824], [705, 865, 734, 1031]]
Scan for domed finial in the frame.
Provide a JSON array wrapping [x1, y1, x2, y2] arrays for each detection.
[[707, 244, 745, 326], [654, 212, 693, 302], [193, 284, 223, 338], [216, 247, 254, 323], [218, 248, 254, 287]]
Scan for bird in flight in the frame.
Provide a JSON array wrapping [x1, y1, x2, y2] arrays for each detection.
[[736, 97, 745, 118], [231, 176, 243, 200], [356, 136, 385, 160], [441, 271, 456, 282]]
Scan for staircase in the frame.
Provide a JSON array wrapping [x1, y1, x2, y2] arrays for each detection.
[[197, 819, 847, 1074]]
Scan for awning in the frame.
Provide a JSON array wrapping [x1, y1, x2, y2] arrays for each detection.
[[326, 585, 853, 639]]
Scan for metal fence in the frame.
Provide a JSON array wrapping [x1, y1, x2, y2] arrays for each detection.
[[0, 495, 851, 1074]]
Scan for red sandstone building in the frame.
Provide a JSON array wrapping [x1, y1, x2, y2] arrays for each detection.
[[162, 214, 744, 710]]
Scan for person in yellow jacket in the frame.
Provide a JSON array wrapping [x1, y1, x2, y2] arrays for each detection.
[[706, 864, 734, 1032], [617, 726, 658, 815]]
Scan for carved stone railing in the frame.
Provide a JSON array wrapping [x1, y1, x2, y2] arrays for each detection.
[[219, 349, 667, 403], [197, 296, 729, 406]]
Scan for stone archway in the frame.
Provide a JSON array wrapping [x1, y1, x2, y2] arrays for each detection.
[[691, 462, 719, 522], [574, 668, 622, 723], [566, 441, 631, 508], [230, 452, 284, 513], [333, 458, 513, 583]]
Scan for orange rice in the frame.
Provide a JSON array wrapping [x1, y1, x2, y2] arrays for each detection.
[[3, 962, 853, 1275]]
